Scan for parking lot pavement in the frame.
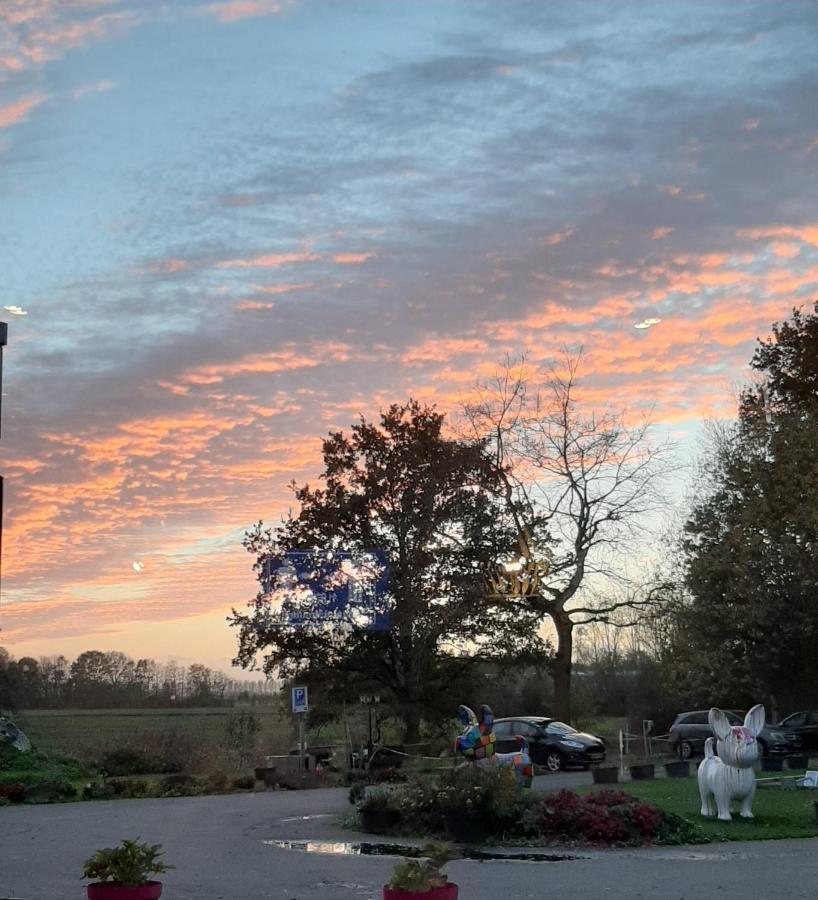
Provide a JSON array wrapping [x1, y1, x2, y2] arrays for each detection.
[[531, 768, 594, 791], [2, 787, 817, 900]]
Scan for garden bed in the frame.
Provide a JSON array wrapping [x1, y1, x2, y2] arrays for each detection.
[[576, 777, 818, 842], [351, 765, 818, 849], [352, 766, 704, 848]]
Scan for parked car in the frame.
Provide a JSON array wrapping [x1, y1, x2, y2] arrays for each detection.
[[774, 711, 818, 752], [492, 716, 606, 772], [669, 709, 803, 760]]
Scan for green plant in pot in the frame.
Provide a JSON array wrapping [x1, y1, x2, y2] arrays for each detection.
[[358, 785, 400, 834], [83, 838, 171, 900], [383, 842, 458, 899]]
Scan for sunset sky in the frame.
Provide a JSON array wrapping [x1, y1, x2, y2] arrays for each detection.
[[2, 0, 817, 675]]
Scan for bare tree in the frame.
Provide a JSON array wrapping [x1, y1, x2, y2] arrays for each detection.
[[463, 353, 674, 721]]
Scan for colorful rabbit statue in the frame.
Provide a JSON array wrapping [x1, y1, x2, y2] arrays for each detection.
[[455, 704, 533, 787]]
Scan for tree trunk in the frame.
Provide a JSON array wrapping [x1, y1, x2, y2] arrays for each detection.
[[402, 703, 421, 746], [551, 613, 574, 723]]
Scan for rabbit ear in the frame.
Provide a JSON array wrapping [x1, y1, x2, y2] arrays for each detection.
[[479, 704, 494, 729], [709, 708, 732, 740], [458, 705, 477, 727], [744, 704, 765, 736]]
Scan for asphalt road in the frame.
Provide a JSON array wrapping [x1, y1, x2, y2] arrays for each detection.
[[1, 778, 816, 900]]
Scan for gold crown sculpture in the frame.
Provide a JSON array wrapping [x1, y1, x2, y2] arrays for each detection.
[[485, 529, 550, 598]]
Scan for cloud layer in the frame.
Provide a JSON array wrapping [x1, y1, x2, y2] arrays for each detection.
[[2, 0, 818, 669]]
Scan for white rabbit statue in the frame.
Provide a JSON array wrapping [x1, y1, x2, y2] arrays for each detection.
[[698, 704, 764, 821]]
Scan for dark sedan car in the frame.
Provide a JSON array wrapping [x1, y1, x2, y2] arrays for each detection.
[[775, 711, 818, 752], [493, 716, 606, 772], [669, 709, 803, 760]]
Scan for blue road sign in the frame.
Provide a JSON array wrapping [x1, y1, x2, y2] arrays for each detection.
[[292, 685, 308, 714]]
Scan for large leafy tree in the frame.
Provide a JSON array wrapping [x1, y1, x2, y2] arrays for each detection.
[[670, 304, 818, 715], [231, 401, 547, 741]]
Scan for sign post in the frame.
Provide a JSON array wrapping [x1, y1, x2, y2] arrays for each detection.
[[292, 686, 308, 773]]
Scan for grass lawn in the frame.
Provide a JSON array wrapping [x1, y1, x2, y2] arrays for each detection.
[[579, 776, 818, 842]]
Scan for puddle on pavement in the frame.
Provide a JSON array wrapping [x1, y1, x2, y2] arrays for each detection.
[[264, 839, 580, 862], [279, 814, 335, 823]]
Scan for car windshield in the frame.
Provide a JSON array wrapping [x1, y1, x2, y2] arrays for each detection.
[[546, 721, 577, 735]]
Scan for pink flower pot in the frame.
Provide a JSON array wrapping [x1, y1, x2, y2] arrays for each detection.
[[383, 883, 458, 900], [87, 881, 163, 900]]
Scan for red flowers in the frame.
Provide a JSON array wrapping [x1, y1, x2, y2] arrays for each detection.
[[539, 790, 666, 846]]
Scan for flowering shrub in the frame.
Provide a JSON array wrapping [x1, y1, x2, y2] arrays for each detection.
[[540, 790, 672, 847], [0, 781, 26, 803]]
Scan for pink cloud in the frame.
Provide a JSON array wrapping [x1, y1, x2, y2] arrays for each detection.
[[0, 6, 136, 71], [741, 225, 818, 249], [203, 0, 294, 23], [0, 93, 47, 129], [215, 251, 317, 269], [254, 282, 314, 294], [332, 252, 374, 265]]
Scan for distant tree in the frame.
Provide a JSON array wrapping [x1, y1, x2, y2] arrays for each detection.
[[232, 400, 544, 742], [463, 354, 674, 722], [187, 664, 216, 704], [668, 304, 818, 716], [15, 657, 43, 708], [0, 647, 20, 711], [133, 658, 160, 699], [39, 656, 69, 707]]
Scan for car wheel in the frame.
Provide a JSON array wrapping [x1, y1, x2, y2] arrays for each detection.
[[545, 750, 564, 772], [677, 741, 693, 761]]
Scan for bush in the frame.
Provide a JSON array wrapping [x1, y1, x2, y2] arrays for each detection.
[[0, 781, 26, 803], [158, 773, 204, 797], [230, 774, 255, 791], [205, 770, 229, 793], [100, 748, 152, 777], [109, 778, 154, 799], [0, 743, 27, 771], [375, 765, 538, 840], [24, 778, 78, 803], [539, 790, 677, 847], [358, 785, 400, 812], [96, 729, 207, 777], [83, 781, 116, 800], [223, 709, 260, 769]]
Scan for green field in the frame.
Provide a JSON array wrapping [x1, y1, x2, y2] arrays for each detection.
[[580, 776, 818, 842], [15, 708, 295, 772], [18, 707, 289, 746]]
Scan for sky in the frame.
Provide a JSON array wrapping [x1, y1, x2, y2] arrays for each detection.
[[1, 0, 817, 675]]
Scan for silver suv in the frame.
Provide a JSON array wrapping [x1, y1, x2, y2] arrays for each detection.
[[669, 709, 802, 760]]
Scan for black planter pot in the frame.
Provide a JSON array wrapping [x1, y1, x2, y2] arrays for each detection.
[[592, 766, 619, 784], [360, 808, 399, 834], [787, 756, 809, 770], [761, 757, 783, 772], [629, 764, 655, 781], [443, 812, 486, 843], [664, 761, 690, 779]]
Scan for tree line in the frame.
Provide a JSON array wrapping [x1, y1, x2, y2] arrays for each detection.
[[233, 303, 818, 738], [0, 648, 276, 710]]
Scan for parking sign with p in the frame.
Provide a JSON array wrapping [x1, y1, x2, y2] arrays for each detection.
[[292, 685, 308, 714]]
